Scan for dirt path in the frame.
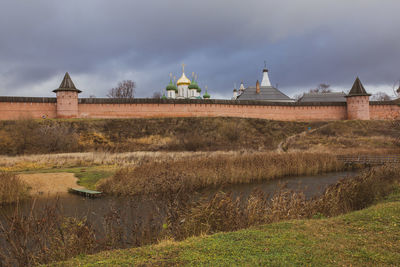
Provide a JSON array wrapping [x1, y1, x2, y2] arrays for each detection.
[[18, 173, 84, 196], [277, 123, 331, 152]]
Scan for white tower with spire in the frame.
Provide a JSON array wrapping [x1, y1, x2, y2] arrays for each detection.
[[261, 62, 272, 87]]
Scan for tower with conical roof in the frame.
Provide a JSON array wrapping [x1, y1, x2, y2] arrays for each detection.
[[53, 72, 81, 118], [346, 77, 371, 120]]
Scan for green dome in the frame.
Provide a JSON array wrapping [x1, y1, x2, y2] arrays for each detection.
[[161, 94, 167, 99], [196, 86, 202, 93], [188, 79, 199, 90], [203, 91, 210, 99], [166, 80, 177, 91]]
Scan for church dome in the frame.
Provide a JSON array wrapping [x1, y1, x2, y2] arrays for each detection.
[[203, 91, 210, 99], [166, 80, 177, 91], [196, 86, 202, 93], [188, 79, 199, 90], [177, 72, 191, 85]]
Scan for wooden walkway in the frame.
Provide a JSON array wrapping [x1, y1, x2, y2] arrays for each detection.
[[337, 155, 400, 165], [68, 188, 103, 198]]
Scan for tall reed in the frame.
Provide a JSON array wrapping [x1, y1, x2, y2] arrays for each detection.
[[98, 152, 345, 196], [0, 172, 29, 204], [166, 164, 400, 238], [1, 165, 398, 266]]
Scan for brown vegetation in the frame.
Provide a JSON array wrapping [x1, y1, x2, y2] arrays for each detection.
[[0, 172, 29, 205], [0, 118, 397, 156], [284, 120, 400, 153], [0, 151, 238, 172], [0, 118, 319, 155], [98, 152, 345, 196], [1, 165, 399, 266], [166, 164, 400, 238], [0, 199, 162, 266], [18, 173, 84, 196], [0, 119, 78, 155]]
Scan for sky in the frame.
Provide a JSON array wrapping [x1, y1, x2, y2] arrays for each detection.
[[0, 0, 399, 99]]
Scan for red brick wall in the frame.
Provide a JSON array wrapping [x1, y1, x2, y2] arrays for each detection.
[[346, 96, 370, 120], [78, 103, 348, 121], [370, 104, 400, 120], [0, 99, 398, 121], [0, 102, 57, 120], [55, 91, 79, 118]]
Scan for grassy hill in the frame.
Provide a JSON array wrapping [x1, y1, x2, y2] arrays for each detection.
[[0, 118, 398, 155]]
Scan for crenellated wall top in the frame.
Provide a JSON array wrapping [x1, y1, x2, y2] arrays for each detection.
[[0, 96, 57, 103], [78, 98, 348, 106]]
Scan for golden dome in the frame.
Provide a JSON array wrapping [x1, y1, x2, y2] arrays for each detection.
[[177, 72, 191, 85], [177, 63, 191, 85]]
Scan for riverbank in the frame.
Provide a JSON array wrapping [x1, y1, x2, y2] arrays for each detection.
[[51, 186, 400, 266], [1, 165, 398, 266], [18, 173, 84, 196]]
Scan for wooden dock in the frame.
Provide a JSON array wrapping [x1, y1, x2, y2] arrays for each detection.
[[337, 155, 400, 165], [68, 188, 103, 198]]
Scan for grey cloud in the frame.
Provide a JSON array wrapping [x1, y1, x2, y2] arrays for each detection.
[[0, 0, 399, 98]]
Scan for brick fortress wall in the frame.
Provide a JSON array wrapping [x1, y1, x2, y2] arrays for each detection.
[[0, 97, 57, 120], [78, 99, 348, 121], [0, 98, 398, 121]]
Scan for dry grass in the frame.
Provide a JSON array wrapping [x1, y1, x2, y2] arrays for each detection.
[[0, 151, 239, 172], [285, 120, 400, 153], [0, 172, 29, 204], [167, 164, 400, 239], [98, 152, 345, 196], [1, 165, 398, 266], [0, 118, 315, 155], [18, 173, 84, 196]]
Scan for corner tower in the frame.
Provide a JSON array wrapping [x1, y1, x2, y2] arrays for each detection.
[[346, 77, 371, 120], [53, 72, 82, 118]]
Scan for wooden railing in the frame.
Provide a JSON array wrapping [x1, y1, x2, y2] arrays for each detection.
[[337, 155, 400, 165]]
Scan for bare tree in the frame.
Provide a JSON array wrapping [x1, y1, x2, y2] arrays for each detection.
[[152, 92, 161, 99], [371, 92, 392, 101], [309, 83, 331, 93], [107, 80, 135, 98]]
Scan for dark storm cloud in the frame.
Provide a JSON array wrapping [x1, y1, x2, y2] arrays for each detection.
[[0, 0, 399, 98]]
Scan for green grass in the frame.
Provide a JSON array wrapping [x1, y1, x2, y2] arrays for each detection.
[[50, 188, 400, 266], [18, 166, 115, 190]]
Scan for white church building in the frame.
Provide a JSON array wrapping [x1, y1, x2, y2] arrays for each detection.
[[164, 64, 210, 99], [233, 67, 294, 102]]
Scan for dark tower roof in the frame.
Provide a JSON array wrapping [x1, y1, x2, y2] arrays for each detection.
[[53, 72, 82, 93], [347, 77, 370, 96]]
